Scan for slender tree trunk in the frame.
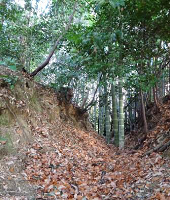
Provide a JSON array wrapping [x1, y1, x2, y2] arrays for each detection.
[[81, 79, 85, 102], [75, 87, 80, 105], [161, 72, 165, 97], [140, 90, 148, 134], [81, 91, 89, 109], [101, 108, 105, 136], [134, 96, 137, 128], [93, 104, 97, 131], [125, 111, 127, 133], [84, 83, 99, 111], [99, 85, 104, 136], [118, 78, 124, 149], [148, 89, 151, 103], [111, 83, 118, 146], [128, 91, 133, 132], [128, 104, 133, 132], [104, 75, 111, 143], [169, 64, 170, 92], [153, 86, 159, 108]]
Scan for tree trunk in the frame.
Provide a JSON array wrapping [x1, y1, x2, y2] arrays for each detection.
[[161, 72, 165, 97], [81, 91, 89, 109], [75, 87, 80, 105], [169, 64, 170, 92], [104, 74, 111, 143], [140, 90, 148, 134], [99, 85, 104, 136], [118, 78, 124, 149], [111, 83, 119, 146], [153, 86, 159, 108], [134, 96, 137, 130], [128, 91, 133, 132], [93, 104, 97, 131]]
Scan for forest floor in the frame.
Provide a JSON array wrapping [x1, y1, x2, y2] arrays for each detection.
[[0, 112, 170, 200], [24, 123, 170, 200], [0, 67, 170, 199]]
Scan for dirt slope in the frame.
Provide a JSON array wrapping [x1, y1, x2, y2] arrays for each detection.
[[0, 66, 91, 199], [0, 66, 170, 199], [126, 96, 170, 157]]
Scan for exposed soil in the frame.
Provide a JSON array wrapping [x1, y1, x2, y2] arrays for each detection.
[[0, 66, 170, 199]]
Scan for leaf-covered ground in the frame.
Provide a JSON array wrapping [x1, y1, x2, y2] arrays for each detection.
[[0, 67, 170, 199], [23, 118, 170, 200]]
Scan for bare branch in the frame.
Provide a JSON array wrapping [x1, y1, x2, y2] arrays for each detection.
[[84, 85, 98, 111], [81, 90, 89, 108]]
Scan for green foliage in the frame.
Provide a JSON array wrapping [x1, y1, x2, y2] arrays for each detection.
[[1, 0, 170, 102], [0, 58, 17, 71], [0, 75, 18, 89]]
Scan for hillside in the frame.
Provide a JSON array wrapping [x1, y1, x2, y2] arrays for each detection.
[[126, 95, 170, 157], [0, 66, 170, 200]]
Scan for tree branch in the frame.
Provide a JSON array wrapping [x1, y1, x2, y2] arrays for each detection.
[[30, 1, 78, 77], [83, 74, 102, 111], [83, 84, 99, 111], [143, 139, 170, 157]]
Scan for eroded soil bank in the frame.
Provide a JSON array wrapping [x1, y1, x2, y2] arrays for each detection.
[[0, 66, 170, 199]]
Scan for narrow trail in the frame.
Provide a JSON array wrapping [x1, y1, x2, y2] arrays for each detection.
[[24, 120, 170, 199], [0, 67, 170, 199]]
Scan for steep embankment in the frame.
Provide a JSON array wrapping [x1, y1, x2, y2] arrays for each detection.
[[0, 66, 91, 150], [126, 96, 170, 157], [0, 66, 170, 200], [0, 66, 91, 199]]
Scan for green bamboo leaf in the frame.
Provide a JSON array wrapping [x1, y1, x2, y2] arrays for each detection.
[[8, 65, 17, 71]]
